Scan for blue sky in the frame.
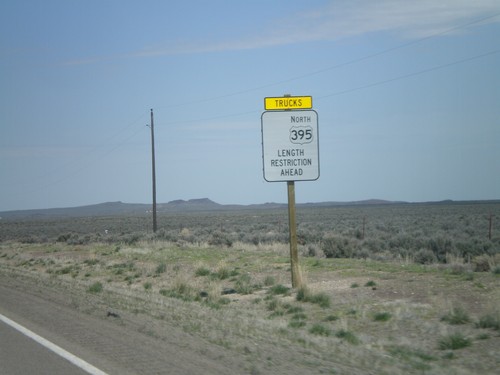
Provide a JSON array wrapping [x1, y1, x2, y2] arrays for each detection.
[[1, 0, 499, 211]]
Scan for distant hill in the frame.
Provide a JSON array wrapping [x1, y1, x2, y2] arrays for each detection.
[[0, 198, 498, 220], [0, 199, 220, 219]]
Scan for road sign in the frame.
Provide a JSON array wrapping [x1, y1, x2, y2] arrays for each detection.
[[261, 110, 319, 182], [264, 96, 312, 110]]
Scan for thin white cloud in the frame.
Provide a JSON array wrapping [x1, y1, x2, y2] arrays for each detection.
[[301, 0, 500, 39], [63, 0, 500, 65], [148, 0, 500, 53]]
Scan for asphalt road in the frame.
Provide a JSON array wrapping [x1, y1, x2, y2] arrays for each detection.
[[0, 319, 90, 375], [0, 272, 239, 375]]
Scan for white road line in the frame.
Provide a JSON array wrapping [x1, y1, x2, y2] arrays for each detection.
[[0, 313, 108, 375]]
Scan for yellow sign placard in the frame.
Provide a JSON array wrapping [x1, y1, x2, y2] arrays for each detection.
[[264, 96, 312, 110]]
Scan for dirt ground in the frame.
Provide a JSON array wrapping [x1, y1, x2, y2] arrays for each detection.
[[0, 241, 499, 374]]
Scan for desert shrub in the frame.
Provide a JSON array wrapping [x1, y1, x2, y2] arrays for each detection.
[[123, 233, 141, 245], [363, 238, 387, 253], [414, 248, 437, 264], [56, 233, 72, 242], [305, 244, 318, 257], [153, 229, 177, 242], [208, 231, 233, 247], [427, 236, 454, 262], [459, 238, 496, 259], [389, 234, 421, 252], [472, 255, 492, 272], [322, 235, 357, 258], [354, 247, 371, 259], [62, 233, 88, 245]]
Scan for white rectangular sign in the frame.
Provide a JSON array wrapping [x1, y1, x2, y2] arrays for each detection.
[[261, 110, 320, 182]]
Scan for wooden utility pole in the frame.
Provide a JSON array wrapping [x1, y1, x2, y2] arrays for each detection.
[[488, 214, 494, 240], [150, 109, 157, 233], [287, 181, 303, 288]]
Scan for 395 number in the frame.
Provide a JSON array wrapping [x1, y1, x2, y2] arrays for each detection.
[[290, 126, 313, 144]]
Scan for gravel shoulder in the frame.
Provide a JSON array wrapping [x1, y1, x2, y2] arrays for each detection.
[[0, 270, 245, 375]]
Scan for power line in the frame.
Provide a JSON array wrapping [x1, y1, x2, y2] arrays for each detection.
[[157, 48, 500, 125], [154, 12, 500, 110], [317, 49, 500, 100]]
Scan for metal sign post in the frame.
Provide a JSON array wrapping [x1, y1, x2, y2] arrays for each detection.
[[261, 97, 319, 289]]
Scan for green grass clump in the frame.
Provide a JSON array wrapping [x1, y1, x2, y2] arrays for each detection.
[[143, 282, 152, 290], [373, 312, 392, 322], [335, 329, 359, 345], [387, 346, 436, 371], [159, 282, 196, 302], [88, 281, 103, 293], [324, 314, 339, 322], [263, 275, 276, 286], [155, 262, 166, 274], [291, 312, 307, 320], [289, 313, 307, 329], [438, 333, 471, 350], [365, 280, 377, 287], [441, 307, 470, 325], [476, 314, 500, 330], [388, 345, 436, 361], [195, 267, 211, 277], [266, 298, 281, 311], [296, 286, 331, 308], [235, 274, 258, 294], [268, 284, 290, 296], [212, 267, 231, 280], [55, 265, 77, 275], [309, 324, 331, 336], [285, 305, 304, 314], [205, 297, 231, 310]]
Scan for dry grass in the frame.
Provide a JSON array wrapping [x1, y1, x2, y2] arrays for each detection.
[[1, 240, 499, 375]]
